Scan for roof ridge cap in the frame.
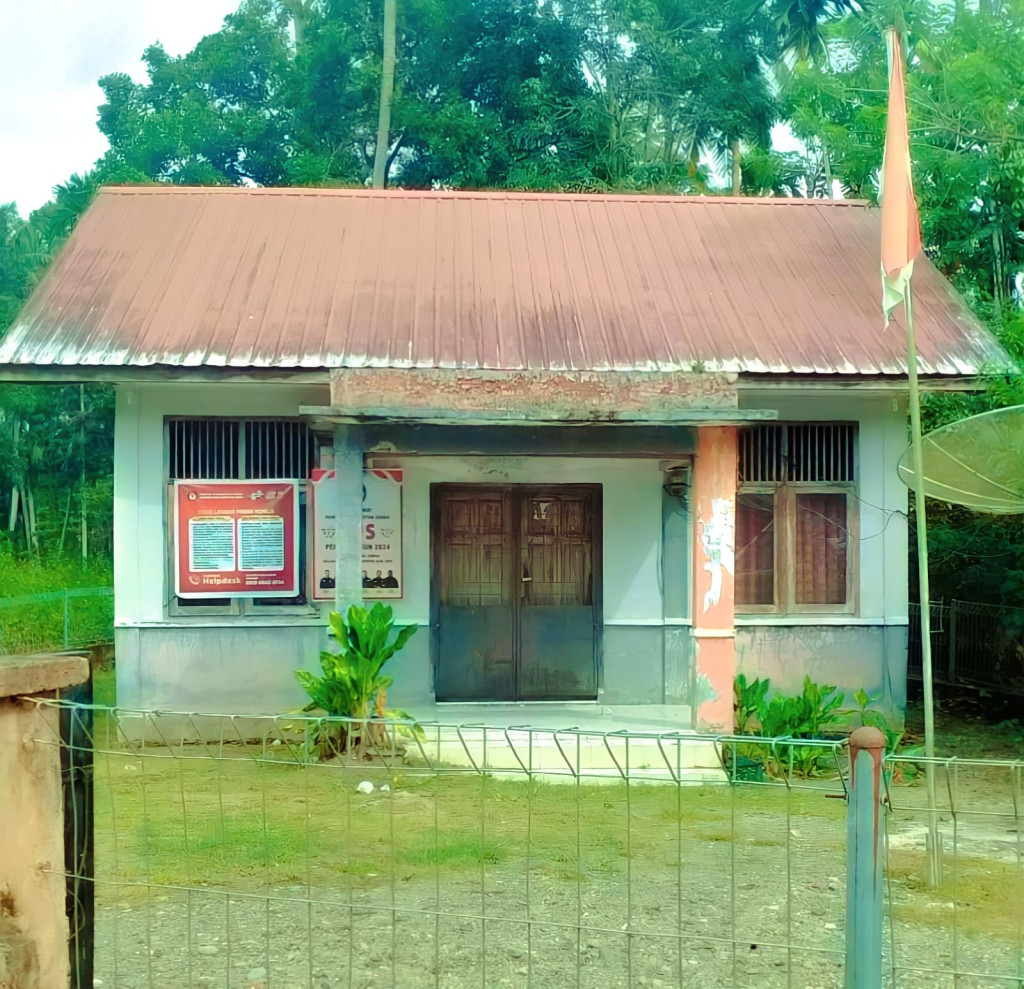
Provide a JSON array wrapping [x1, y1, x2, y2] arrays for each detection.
[[95, 185, 868, 207]]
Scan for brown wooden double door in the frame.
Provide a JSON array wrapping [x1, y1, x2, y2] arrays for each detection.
[[432, 485, 601, 701]]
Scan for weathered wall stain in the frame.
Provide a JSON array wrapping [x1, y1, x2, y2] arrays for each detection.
[[331, 368, 739, 419], [735, 625, 908, 725], [692, 669, 718, 709], [0, 910, 40, 989]]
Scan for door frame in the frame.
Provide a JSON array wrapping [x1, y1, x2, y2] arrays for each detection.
[[429, 482, 604, 702]]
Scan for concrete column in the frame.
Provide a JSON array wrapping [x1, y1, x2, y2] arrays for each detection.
[[0, 653, 89, 988], [112, 385, 139, 626], [691, 425, 737, 732], [332, 425, 364, 614], [662, 487, 691, 705]]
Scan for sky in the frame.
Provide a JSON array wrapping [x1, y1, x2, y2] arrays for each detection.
[[0, 0, 809, 216], [0, 0, 241, 216]]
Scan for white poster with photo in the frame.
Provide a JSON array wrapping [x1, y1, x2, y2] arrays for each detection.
[[361, 469, 403, 599], [310, 468, 338, 600], [310, 468, 403, 601]]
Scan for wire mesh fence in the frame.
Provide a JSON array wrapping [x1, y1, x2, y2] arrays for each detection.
[[24, 701, 1024, 988], [0, 586, 113, 654], [39, 704, 856, 989], [883, 753, 1024, 988], [909, 599, 1024, 693]]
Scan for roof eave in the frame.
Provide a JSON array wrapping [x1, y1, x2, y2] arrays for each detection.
[[0, 364, 334, 385]]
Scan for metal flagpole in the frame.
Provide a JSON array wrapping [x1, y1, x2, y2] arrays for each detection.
[[882, 23, 941, 887], [903, 287, 942, 886]]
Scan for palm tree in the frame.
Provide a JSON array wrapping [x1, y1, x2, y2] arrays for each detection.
[[769, 0, 859, 64]]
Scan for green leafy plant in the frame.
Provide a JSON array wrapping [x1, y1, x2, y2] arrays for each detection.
[[295, 603, 417, 760], [733, 673, 770, 735], [839, 688, 907, 779], [730, 675, 845, 778], [759, 676, 844, 738]]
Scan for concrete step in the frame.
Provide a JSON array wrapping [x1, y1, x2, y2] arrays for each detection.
[[407, 724, 724, 782]]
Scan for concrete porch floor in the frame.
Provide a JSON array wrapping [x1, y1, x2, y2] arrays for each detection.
[[413, 702, 695, 732], [403, 703, 726, 782]]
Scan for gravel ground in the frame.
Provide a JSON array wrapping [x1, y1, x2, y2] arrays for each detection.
[[90, 799, 1021, 989], [84, 725, 1024, 989]]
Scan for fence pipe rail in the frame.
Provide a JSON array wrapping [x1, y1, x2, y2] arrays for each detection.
[[845, 726, 885, 989]]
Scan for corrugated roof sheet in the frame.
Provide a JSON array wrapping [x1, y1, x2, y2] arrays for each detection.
[[0, 187, 1006, 376]]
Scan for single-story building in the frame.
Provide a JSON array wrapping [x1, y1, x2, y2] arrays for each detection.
[[0, 188, 1006, 730]]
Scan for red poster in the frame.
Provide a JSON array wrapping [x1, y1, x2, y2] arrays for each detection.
[[174, 480, 299, 598]]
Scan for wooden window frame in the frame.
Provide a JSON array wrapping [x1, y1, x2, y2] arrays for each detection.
[[734, 484, 780, 615], [735, 423, 858, 617]]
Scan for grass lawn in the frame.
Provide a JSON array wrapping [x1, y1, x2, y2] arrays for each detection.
[[84, 666, 1023, 954]]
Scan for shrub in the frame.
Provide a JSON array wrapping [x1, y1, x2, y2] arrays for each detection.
[[295, 603, 417, 760], [730, 674, 845, 778]]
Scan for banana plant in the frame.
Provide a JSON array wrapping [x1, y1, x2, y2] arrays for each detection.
[[295, 603, 417, 760]]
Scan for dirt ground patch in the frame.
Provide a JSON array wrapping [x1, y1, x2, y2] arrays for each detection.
[[87, 744, 1023, 989]]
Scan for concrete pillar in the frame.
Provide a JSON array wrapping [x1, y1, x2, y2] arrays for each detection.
[[691, 425, 737, 732], [332, 425, 364, 614], [662, 487, 691, 706], [0, 653, 89, 989]]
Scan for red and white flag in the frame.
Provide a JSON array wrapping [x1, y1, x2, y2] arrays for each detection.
[[880, 28, 923, 324]]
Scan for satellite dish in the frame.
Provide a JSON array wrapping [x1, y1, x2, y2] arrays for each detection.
[[898, 405, 1024, 513]]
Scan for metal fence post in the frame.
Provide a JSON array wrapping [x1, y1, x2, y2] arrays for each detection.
[[948, 599, 958, 682], [845, 725, 886, 989]]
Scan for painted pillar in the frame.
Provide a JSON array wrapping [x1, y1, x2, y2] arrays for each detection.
[[691, 425, 737, 732], [332, 425, 364, 614], [0, 653, 90, 989]]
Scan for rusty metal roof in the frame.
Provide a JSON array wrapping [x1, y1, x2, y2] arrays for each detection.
[[0, 186, 1006, 376]]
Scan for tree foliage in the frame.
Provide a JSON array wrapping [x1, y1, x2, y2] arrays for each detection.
[[2, 0, 1024, 605]]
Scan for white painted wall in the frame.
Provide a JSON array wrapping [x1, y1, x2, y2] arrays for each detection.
[[115, 382, 908, 633], [738, 390, 910, 625], [113, 382, 329, 626]]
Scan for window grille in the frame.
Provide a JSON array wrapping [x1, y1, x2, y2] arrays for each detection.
[[167, 418, 316, 480], [739, 423, 855, 484], [168, 420, 240, 480], [736, 422, 857, 613], [244, 420, 316, 480]]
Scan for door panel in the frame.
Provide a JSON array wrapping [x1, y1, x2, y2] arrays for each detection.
[[436, 605, 515, 700], [433, 484, 600, 701], [519, 490, 597, 700], [518, 606, 596, 699], [434, 489, 515, 701]]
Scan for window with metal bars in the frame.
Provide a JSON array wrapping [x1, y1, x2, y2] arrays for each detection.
[[166, 418, 319, 614], [168, 419, 317, 481], [735, 423, 856, 613]]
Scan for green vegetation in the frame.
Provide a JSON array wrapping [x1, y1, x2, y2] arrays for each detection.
[[840, 687, 905, 753], [2, 0, 1024, 646], [732, 674, 845, 777], [295, 603, 418, 758], [0, 383, 113, 567], [887, 848, 1024, 942], [90, 740, 1024, 943], [92, 749, 847, 895], [0, 545, 112, 653]]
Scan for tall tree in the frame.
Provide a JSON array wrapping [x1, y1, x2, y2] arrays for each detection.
[[372, 0, 398, 187]]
